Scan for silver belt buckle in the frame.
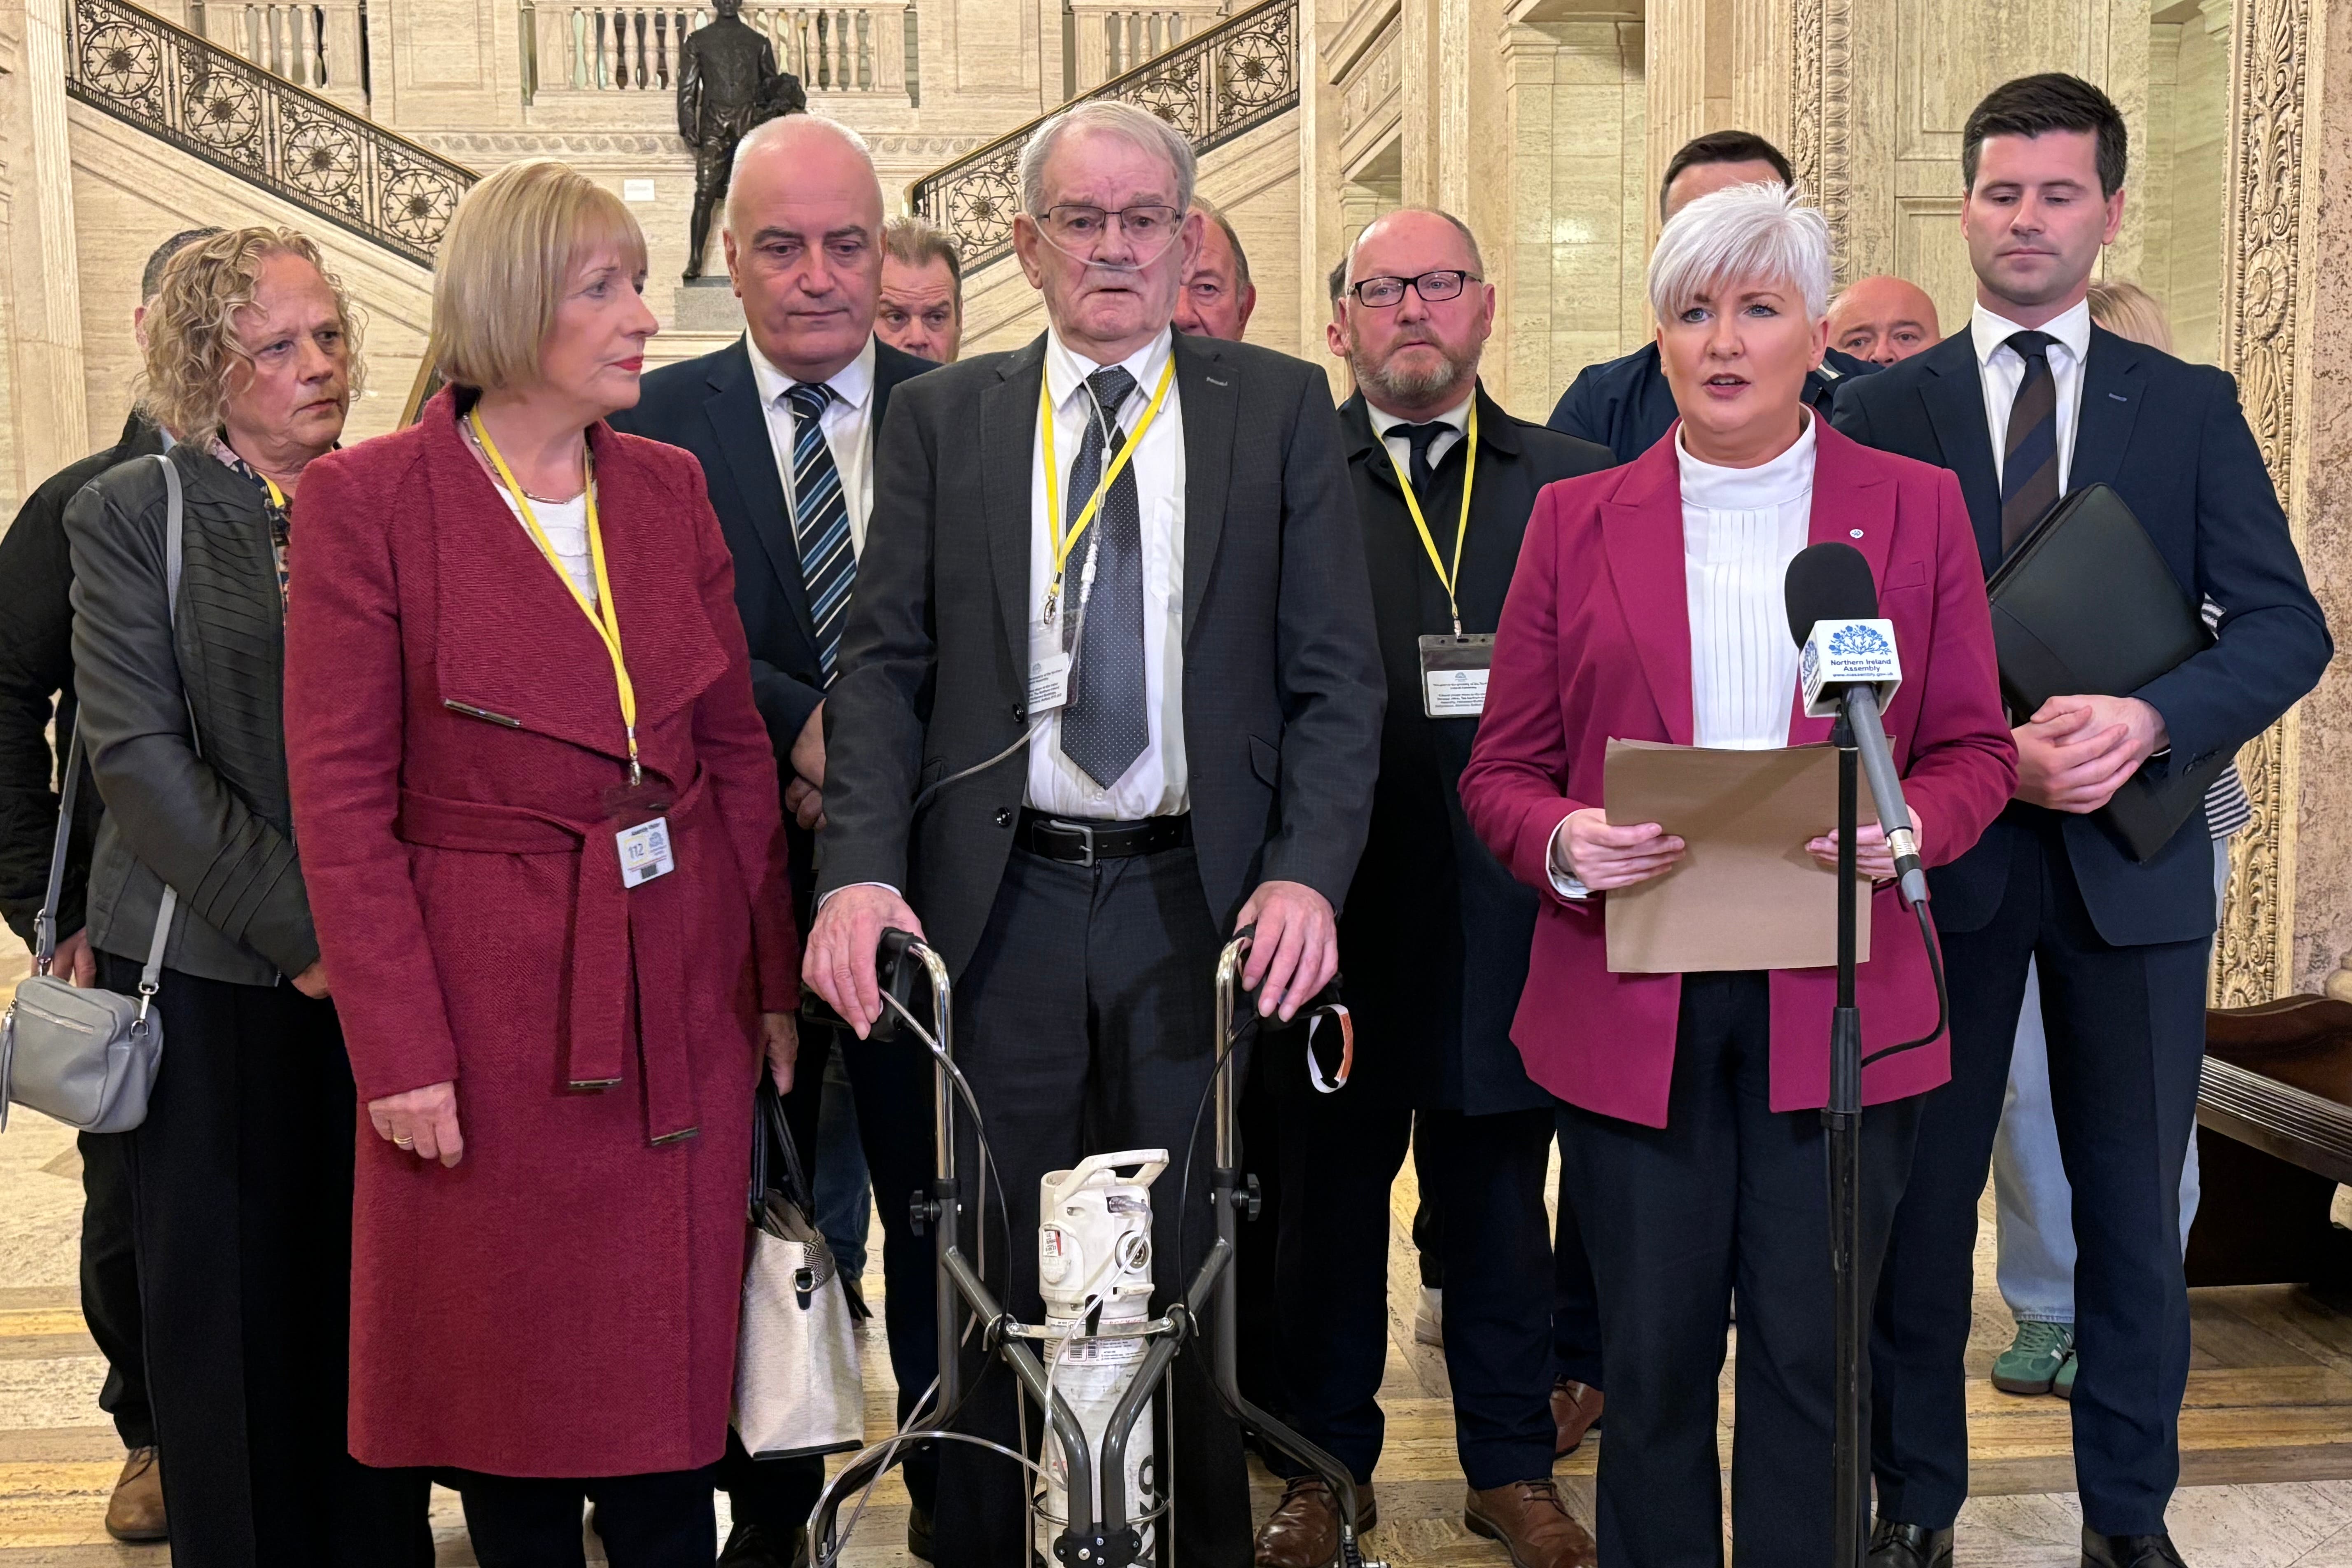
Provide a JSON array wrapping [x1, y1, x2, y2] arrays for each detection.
[[1066, 821, 1097, 868]]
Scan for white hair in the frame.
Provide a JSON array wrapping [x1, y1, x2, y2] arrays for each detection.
[[1017, 101, 1196, 218], [726, 114, 878, 233], [1647, 182, 1833, 324]]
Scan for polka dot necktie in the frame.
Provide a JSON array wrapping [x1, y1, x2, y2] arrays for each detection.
[[1058, 365, 1150, 789], [785, 381, 851, 684]]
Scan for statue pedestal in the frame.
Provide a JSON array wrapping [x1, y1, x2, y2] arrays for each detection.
[[672, 278, 743, 333]]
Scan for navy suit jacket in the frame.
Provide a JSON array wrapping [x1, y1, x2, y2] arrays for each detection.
[[610, 333, 936, 913], [1831, 325, 2331, 947], [1546, 342, 1878, 466]]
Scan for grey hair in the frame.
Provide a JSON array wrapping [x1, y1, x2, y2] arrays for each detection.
[[727, 114, 877, 232], [1647, 182, 1832, 324], [1017, 101, 1196, 217]]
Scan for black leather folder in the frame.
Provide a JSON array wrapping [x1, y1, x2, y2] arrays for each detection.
[[1985, 483, 2226, 861]]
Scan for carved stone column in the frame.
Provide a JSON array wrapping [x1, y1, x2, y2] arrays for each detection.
[[4, 0, 91, 496]]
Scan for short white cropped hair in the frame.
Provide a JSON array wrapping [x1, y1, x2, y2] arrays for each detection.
[[1018, 101, 1197, 217], [1647, 182, 1833, 324]]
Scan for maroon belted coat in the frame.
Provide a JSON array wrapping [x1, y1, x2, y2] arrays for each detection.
[[283, 389, 800, 1475]]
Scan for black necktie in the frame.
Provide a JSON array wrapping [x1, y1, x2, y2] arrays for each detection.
[[1396, 421, 1451, 504], [2000, 330, 2060, 558], [1059, 366, 1150, 789], [784, 381, 851, 683]]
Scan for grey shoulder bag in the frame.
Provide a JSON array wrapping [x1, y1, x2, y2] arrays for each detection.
[[0, 455, 185, 1133]]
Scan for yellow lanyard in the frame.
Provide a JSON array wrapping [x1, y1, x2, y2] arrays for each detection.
[[468, 411, 643, 784], [1382, 401, 1479, 636], [261, 476, 286, 509], [1039, 354, 1177, 623]]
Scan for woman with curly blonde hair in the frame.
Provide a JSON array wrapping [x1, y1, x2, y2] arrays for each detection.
[[64, 224, 431, 1567]]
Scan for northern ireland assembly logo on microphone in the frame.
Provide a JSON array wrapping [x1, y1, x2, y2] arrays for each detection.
[[1800, 617, 1901, 717]]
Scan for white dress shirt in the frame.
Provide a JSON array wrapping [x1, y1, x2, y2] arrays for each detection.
[[748, 333, 880, 556], [1025, 327, 1189, 819], [1970, 296, 2091, 493], [1366, 390, 1472, 478], [1548, 416, 1818, 896]]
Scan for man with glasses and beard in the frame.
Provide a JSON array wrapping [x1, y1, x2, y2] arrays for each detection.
[[1245, 208, 1612, 1568]]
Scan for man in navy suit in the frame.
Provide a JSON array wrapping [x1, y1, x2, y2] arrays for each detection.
[[1545, 129, 1876, 465], [609, 111, 938, 1568], [1832, 75, 2329, 1568]]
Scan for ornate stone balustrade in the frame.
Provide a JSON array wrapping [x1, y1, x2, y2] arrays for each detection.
[[517, 0, 913, 103]]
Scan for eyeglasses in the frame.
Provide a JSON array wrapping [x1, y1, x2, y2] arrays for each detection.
[[1038, 204, 1183, 247], [1349, 270, 1480, 308]]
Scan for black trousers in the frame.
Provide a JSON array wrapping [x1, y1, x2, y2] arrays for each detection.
[[450, 1466, 715, 1567], [1870, 825, 2208, 1536], [722, 1018, 941, 1538], [1552, 1118, 1605, 1390], [1561, 972, 1918, 1568], [79, 1125, 152, 1448], [100, 954, 432, 1568], [932, 844, 1249, 1568], [1233, 1040, 1288, 1423], [1264, 1051, 1556, 1490]]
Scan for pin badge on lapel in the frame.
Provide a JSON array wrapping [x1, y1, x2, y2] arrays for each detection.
[[1850, 529, 1864, 539]]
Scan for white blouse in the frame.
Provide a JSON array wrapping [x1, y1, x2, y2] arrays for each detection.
[[490, 487, 596, 606], [1676, 415, 1816, 749]]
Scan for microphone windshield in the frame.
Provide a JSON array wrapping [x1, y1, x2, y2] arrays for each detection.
[[1784, 541, 1880, 648]]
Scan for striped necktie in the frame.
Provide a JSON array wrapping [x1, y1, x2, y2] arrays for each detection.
[[784, 381, 852, 682], [1999, 330, 2060, 558]]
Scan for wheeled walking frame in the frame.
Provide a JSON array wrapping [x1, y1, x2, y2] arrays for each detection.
[[805, 926, 1385, 1568]]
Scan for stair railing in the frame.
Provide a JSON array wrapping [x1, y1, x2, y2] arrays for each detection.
[[906, 0, 1294, 273]]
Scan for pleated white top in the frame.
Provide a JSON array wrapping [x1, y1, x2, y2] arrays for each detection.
[[490, 487, 597, 606], [1675, 413, 1816, 749]]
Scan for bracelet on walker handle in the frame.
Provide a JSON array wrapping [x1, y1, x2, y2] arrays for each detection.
[[1227, 921, 1353, 1090]]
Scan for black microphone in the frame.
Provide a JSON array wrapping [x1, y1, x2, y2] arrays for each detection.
[[1784, 542, 1929, 908]]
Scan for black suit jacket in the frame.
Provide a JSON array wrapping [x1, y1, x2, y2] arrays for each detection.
[[1547, 342, 1878, 466], [609, 334, 933, 914], [1831, 325, 2330, 946], [1339, 387, 1612, 1115], [817, 330, 1387, 976], [0, 411, 164, 945]]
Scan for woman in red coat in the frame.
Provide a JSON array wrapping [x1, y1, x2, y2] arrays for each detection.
[[1457, 184, 2016, 1566], [283, 160, 800, 1561]]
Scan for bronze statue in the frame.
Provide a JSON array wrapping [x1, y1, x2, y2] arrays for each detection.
[[678, 0, 806, 281]]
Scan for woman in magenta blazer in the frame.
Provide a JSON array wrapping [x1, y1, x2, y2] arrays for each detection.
[[1458, 184, 2016, 1566]]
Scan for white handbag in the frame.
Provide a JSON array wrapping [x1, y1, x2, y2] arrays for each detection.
[[733, 1081, 866, 1459]]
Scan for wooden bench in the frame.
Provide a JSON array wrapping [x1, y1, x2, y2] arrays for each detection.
[[2184, 995, 2352, 1292]]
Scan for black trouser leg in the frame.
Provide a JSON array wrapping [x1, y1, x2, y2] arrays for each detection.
[[931, 846, 1246, 1568], [79, 1126, 152, 1450], [455, 1467, 715, 1568], [1551, 1115, 1605, 1390], [1416, 1107, 1558, 1491], [1565, 972, 1917, 1568], [1233, 1036, 1287, 1424]]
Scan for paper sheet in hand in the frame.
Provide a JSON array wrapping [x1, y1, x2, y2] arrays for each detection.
[[1602, 739, 1876, 974]]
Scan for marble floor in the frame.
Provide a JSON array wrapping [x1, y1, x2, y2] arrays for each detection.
[[5, 939, 2352, 1566]]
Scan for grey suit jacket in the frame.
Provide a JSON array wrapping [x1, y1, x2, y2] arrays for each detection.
[[817, 329, 1386, 976], [65, 446, 317, 986]]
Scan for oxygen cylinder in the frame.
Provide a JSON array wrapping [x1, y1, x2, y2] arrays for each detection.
[[1035, 1150, 1169, 1561]]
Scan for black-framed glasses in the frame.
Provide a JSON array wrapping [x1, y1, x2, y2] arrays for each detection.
[[1349, 270, 1480, 308], [1039, 204, 1183, 247]]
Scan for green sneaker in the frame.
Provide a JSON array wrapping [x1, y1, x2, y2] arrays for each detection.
[[2053, 1348, 2078, 1400], [1990, 1320, 2075, 1395]]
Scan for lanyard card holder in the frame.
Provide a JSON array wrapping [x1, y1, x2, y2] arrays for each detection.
[[1418, 633, 1494, 719]]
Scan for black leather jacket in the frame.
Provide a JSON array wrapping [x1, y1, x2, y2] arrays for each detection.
[[64, 443, 317, 985]]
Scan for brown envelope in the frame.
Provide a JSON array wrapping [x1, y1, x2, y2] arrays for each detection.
[[1601, 738, 1878, 974]]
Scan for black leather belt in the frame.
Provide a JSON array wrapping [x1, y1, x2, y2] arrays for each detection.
[[1016, 809, 1192, 866]]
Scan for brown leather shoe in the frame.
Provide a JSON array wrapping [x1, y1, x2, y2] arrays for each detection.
[[1252, 1474, 1377, 1567], [1552, 1378, 1604, 1455], [1464, 1478, 1598, 1568], [104, 1446, 167, 1542]]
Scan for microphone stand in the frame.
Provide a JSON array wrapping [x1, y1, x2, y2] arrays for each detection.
[[1827, 709, 1868, 1568]]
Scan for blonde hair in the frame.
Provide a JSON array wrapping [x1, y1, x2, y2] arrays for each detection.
[[427, 160, 649, 393], [1648, 182, 1832, 324], [136, 226, 364, 443], [2086, 279, 2173, 355]]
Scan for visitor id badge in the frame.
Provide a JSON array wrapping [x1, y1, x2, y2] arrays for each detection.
[[1027, 622, 1071, 714], [616, 817, 677, 888], [1419, 633, 1496, 718]]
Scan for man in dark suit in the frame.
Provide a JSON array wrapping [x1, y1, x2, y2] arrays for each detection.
[[1246, 207, 1611, 1568], [606, 113, 936, 1568], [1832, 75, 2330, 1568], [1547, 129, 1876, 464], [0, 224, 219, 1548], [803, 100, 1384, 1568]]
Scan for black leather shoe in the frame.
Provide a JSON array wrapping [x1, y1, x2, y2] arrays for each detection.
[[719, 1521, 804, 1568], [1869, 1518, 1954, 1568], [907, 1501, 935, 1562], [2082, 1528, 2188, 1567]]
